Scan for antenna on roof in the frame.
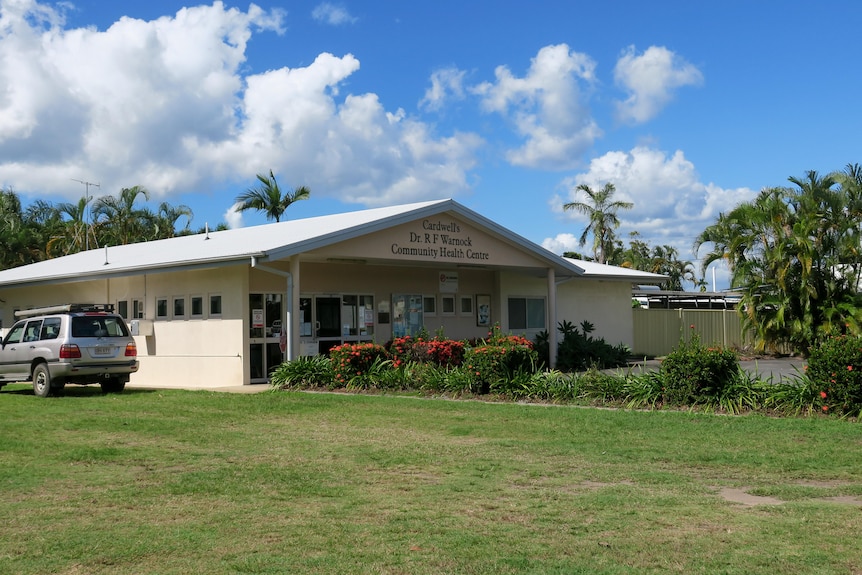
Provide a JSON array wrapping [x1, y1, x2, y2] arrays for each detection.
[[205, 223, 210, 240], [104, 245, 109, 266]]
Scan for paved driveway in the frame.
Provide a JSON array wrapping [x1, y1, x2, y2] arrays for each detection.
[[617, 357, 806, 383]]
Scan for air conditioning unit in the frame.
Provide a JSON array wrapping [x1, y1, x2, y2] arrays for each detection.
[[129, 319, 154, 336]]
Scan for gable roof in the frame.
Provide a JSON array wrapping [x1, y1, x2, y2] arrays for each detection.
[[0, 199, 587, 288]]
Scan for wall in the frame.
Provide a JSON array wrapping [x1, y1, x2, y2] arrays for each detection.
[[297, 261, 495, 343], [499, 272, 634, 349]]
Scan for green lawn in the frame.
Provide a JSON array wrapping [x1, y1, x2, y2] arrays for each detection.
[[1, 384, 861, 574]]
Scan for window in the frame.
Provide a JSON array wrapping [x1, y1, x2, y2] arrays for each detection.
[[117, 300, 129, 320], [133, 299, 144, 319], [441, 294, 456, 315], [423, 295, 436, 316], [190, 295, 204, 318], [156, 298, 168, 319], [460, 295, 473, 316], [173, 297, 186, 319], [508, 297, 546, 330], [39, 317, 61, 340], [209, 294, 222, 317]]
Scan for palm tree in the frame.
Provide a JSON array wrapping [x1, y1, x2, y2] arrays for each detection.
[[47, 197, 97, 256], [92, 186, 155, 246], [563, 183, 633, 264], [234, 170, 310, 223], [0, 188, 44, 269], [153, 201, 194, 239], [694, 171, 862, 355]]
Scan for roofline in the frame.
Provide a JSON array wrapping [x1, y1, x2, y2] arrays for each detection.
[[0, 253, 264, 289], [263, 199, 584, 276]]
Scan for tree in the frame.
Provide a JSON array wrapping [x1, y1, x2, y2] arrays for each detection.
[[694, 169, 862, 355], [153, 201, 194, 239], [47, 197, 98, 256], [563, 183, 632, 264], [0, 188, 45, 269], [234, 170, 310, 223], [92, 186, 155, 246]]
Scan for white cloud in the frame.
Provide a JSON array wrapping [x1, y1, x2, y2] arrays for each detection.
[[224, 202, 244, 229], [541, 233, 581, 255], [613, 45, 703, 124], [0, 0, 481, 210], [311, 3, 357, 26], [472, 44, 600, 170], [420, 67, 467, 112], [548, 146, 755, 276]]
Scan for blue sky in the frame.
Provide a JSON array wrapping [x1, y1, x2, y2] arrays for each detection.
[[2, 0, 861, 289]]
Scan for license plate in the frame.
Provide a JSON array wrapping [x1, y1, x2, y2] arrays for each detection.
[[94, 346, 112, 355]]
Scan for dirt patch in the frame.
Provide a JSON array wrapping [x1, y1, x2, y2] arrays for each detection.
[[719, 487, 784, 506], [718, 486, 862, 507]]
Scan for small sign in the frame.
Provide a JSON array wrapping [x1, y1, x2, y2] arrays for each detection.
[[252, 309, 264, 328], [439, 271, 459, 293]]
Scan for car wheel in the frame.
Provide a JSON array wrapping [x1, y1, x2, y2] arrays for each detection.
[[100, 378, 126, 394], [32, 364, 53, 398]]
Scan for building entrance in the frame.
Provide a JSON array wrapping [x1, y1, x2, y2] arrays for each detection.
[[300, 294, 375, 355], [249, 293, 283, 383]]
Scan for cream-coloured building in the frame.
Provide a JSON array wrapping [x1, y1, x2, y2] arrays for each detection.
[[0, 199, 664, 388]]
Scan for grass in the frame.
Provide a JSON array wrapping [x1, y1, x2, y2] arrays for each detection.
[[2, 383, 862, 574]]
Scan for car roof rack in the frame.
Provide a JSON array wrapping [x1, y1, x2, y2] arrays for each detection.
[[14, 304, 115, 318]]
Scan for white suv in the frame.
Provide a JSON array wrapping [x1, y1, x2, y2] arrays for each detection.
[[0, 304, 139, 397]]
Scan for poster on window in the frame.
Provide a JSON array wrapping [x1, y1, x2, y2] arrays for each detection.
[[476, 295, 491, 327]]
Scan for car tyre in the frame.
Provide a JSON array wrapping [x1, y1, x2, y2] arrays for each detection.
[[100, 377, 125, 394], [32, 364, 53, 398]]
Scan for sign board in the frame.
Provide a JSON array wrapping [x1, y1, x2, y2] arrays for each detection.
[[252, 309, 264, 328], [439, 271, 459, 293]]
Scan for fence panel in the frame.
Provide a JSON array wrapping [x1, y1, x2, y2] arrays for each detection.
[[632, 309, 752, 357]]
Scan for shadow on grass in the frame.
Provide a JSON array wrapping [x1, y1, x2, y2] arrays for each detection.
[[0, 384, 159, 397]]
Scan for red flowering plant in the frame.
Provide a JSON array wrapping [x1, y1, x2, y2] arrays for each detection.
[[386, 331, 465, 368], [805, 334, 862, 416], [329, 342, 390, 389], [464, 324, 538, 395]]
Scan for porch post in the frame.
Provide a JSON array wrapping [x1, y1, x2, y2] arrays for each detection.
[[547, 268, 557, 368]]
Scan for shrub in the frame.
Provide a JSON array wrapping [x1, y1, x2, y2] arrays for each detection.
[[387, 335, 466, 367], [270, 355, 334, 389], [329, 342, 390, 389], [659, 328, 741, 405], [465, 325, 538, 394], [805, 334, 862, 416], [541, 320, 630, 372]]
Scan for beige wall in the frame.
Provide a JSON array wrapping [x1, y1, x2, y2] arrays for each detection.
[[556, 279, 634, 349], [297, 262, 495, 343]]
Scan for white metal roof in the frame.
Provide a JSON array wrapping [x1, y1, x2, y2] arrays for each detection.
[[0, 198, 597, 288], [563, 257, 667, 283]]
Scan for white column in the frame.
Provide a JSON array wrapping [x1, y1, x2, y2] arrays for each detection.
[[547, 268, 557, 369]]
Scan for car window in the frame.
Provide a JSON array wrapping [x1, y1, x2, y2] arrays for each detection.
[[71, 316, 130, 338], [40, 317, 62, 340], [3, 322, 25, 344], [23, 320, 43, 342]]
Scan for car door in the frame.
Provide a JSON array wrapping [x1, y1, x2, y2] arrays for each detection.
[[0, 321, 30, 379]]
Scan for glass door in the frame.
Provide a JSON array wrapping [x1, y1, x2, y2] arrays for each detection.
[[315, 295, 342, 354], [249, 293, 283, 383]]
